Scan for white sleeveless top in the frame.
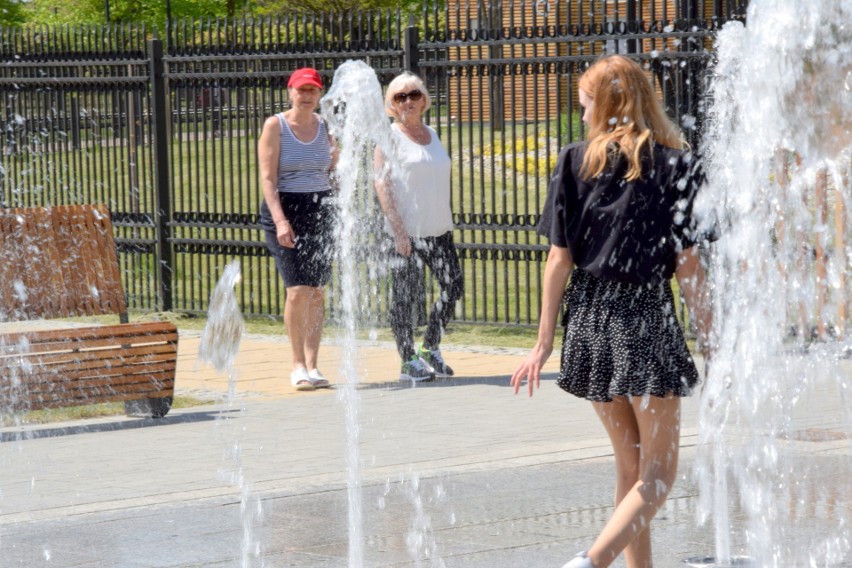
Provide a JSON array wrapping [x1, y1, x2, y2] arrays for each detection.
[[388, 123, 453, 237]]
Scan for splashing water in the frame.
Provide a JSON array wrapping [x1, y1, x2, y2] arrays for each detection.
[[695, 1, 851, 566], [320, 59, 394, 568], [198, 260, 259, 566], [403, 471, 446, 568], [199, 260, 244, 377]]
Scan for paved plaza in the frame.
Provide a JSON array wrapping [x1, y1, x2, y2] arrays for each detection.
[[0, 329, 849, 567]]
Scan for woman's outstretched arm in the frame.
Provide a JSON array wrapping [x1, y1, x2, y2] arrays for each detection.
[[511, 245, 574, 396]]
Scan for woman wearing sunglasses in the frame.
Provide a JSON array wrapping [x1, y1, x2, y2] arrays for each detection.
[[374, 72, 464, 383]]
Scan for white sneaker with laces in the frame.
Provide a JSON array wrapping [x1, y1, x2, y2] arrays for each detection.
[[290, 368, 315, 391], [308, 369, 331, 388]]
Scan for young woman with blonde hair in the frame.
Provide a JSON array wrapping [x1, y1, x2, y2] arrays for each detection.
[[512, 55, 713, 568]]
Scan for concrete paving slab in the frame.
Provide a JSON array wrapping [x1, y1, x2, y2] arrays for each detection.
[[0, 326, 849, 567]]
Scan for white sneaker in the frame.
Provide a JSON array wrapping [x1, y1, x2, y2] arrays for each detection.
[[290, 368, 315, 391], [308, 369, 331, 388], [561, 552, 592, 568]]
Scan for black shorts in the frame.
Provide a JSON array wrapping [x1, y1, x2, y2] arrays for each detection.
[[261, 191, 336, 288]]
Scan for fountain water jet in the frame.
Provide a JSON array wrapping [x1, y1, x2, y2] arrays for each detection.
[[320, 60, 395, 568], [199, 260, 244, 378], [693, 1, 851, 566], [319, 59, 449, 568], [198, 260, 262, 567]]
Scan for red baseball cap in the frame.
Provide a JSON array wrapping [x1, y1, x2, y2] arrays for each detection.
[[288, 68, 323, 89]]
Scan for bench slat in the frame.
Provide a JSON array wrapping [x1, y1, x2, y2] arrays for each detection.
[[0, 322, 177, 346], [1, 336, 179, 358], [2, 371, 176, 396], [8, 347, 178, 369], [0, 323, 177, 356], [3, 383, 175, 404], [7, 360, 178, 384]]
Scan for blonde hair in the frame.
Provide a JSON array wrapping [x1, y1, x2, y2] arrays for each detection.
[[578, 55, 684, 181], [384, 72, 432, 119]]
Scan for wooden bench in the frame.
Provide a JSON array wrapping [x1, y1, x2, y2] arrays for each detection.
[[0, 204, 178, 418]]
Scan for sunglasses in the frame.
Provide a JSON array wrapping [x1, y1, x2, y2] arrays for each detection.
[[392, 90, 424, 103]]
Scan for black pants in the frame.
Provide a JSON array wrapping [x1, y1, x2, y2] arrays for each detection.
[[388, 232, 464, 361]]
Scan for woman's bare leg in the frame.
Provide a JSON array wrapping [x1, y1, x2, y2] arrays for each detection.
[[303, 286, 325, 370], [589, 397, 646, 567], [587, 395, 682, 568], [285, 285, 325, 370]]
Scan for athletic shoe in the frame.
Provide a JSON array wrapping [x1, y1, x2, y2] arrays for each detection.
[[399, 357, 435, 382], [308, 368, 331, 388], [290, 368, 315, 391], [418, 345, 454, 377], [561, 552, 593, 568]]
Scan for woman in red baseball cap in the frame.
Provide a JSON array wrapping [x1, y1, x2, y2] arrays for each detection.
[[258, 67, 338, 391], [287, 67, 323, 90]]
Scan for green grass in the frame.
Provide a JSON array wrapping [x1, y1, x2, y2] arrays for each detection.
[[167, 311, 541, 348], [57, 309, 542, 350]]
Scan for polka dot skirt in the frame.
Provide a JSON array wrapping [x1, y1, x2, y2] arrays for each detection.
[[557, 269, 700, 402]]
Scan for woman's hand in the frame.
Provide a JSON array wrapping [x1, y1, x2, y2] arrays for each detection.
[[510, 245, 573, 398], [276, 219, 296, 248], [511, 342, 553, 397]]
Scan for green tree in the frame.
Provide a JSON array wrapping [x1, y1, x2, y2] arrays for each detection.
[[0, 0, 26, 26], [24, 0, 102, 25], [250, 0, 422, 17], [24, 0, 232, 27], [21, 0, 427, 27]]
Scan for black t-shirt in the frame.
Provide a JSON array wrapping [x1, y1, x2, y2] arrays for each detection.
[[539, 141, 708, 286]]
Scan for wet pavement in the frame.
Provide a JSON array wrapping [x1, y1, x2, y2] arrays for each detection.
[[0, 329, 849, 567]]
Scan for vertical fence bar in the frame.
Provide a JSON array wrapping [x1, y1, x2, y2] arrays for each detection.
[[403, 24, 419, 75], [148, 38, 173, 311]]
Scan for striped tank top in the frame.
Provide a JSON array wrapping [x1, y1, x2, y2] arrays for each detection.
[[275, 113, 333, 194]]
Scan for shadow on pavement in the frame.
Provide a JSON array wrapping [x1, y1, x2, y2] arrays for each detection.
[[0, 408, 240, 442], [359, 372, 559, 391]]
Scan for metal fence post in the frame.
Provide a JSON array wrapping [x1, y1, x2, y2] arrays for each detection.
[[626, 0, 638, 54], [148, 39, 173, 312], [403, 24, 419, 76]]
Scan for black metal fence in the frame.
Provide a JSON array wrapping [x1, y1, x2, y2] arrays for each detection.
[[0, 0, 746, 327]]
